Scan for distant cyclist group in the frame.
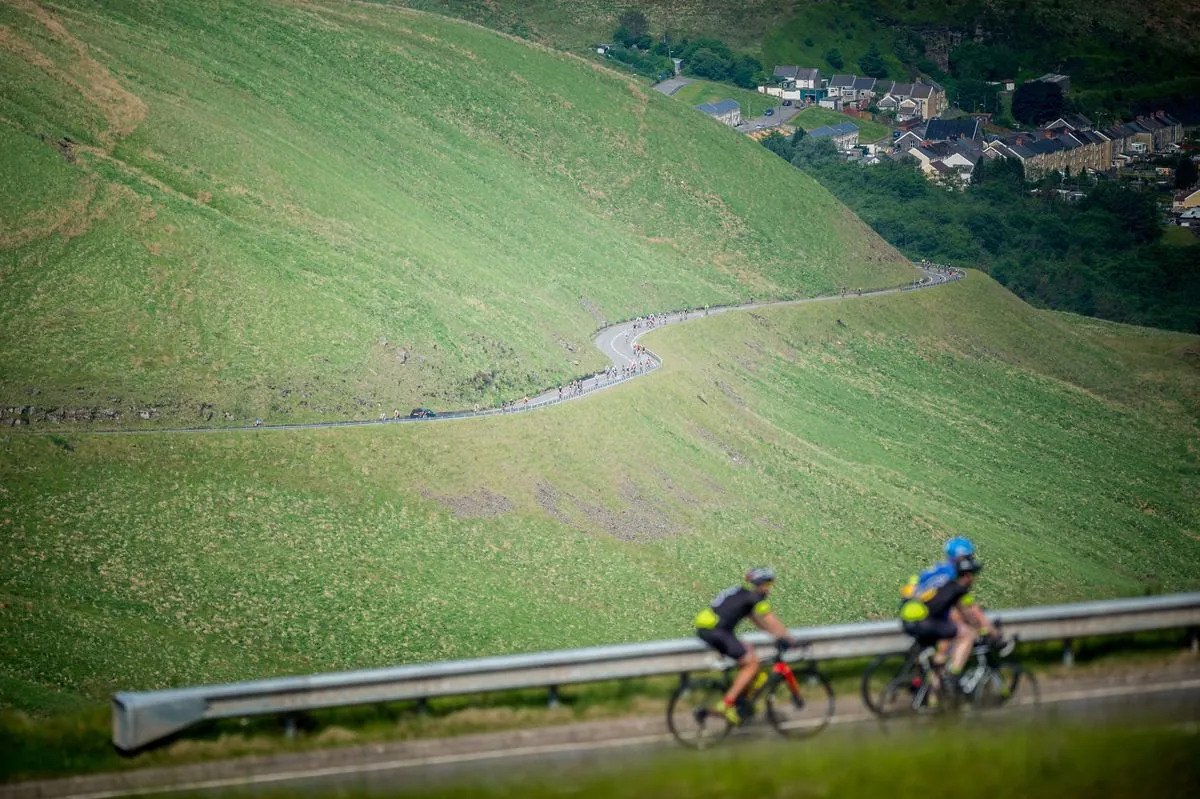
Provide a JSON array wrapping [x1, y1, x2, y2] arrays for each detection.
[[695, 537, 993, 726]]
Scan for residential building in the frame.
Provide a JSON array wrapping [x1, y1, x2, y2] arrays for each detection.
[[807, 121, 860, 151], [893, 130, 924, 152], [1044, 113, 1094, 132], [983, 128, 1111, 179], [695, 100, 741, 127], [924, 117, 981, 142], [1035, 73, 1071, 93], [1175, 188, 1200, 210], [761, 66, 825, 102]]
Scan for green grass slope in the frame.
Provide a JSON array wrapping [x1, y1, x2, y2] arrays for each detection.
[[0, 0, 913, 426], [3, 274, 1197, 713]]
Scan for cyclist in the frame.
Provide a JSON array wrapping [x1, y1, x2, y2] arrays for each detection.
[[900, 552, 992, 693], [694, 567, 798, 724]]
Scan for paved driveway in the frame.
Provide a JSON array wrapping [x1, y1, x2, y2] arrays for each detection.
[[653, 77, 692, 96]]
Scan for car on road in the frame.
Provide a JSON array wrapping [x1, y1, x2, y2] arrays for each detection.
[[764, 107, 774, 116], [409, 407, 437, 418], [782, 100, 792, 106]]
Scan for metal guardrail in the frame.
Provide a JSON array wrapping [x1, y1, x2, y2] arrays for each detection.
[[112, 592, 1200, 751]]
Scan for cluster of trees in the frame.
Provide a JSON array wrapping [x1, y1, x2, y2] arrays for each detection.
[[1010, 81, 1066, 126], [608, 9, 765, 88], [758, 137, 1199, 332]]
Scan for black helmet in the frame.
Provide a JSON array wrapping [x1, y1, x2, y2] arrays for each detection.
[[745, 567, 776, 585], [954, 554, 982, 576]]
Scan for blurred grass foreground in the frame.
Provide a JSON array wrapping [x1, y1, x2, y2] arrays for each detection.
[[239, 717, 1199, 799]]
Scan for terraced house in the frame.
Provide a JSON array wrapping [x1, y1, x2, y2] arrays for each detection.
[[830, 75, 946, 120]]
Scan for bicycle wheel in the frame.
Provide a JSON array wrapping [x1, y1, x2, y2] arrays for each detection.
[[666, 678, 734, 749], [765, 667, 835, 740], [975, 661, 1039, 710], [861, 652, 931, 718]]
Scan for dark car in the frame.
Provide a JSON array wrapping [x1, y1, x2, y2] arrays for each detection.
[[409, 407, 437, 418], [764, 107, 775, 116], [782, 99, 792, 106]]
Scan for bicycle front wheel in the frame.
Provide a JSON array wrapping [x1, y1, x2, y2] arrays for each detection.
[[976, 661, 1039, 711], [667, 678, 734, 749], [765, 668, 835, 740]]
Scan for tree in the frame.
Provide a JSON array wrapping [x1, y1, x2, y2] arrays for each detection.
[[760, 130, 793, 161], [955, 79, 999, 113], [1011, 81, 1065, 126], [858, 42, 887, 79], [825, 48, 844, 69], [791, 136, 840, 170], [730, 54, 764, 89], [1176, 156, 1199, 191], [617, 9, 649, 41], [687, 47, 733, 81], [790, 127, 807, 146]]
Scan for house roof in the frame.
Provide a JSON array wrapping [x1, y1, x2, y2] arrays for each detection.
[[877, 95, 898, 108], [925, 118, 980, 141], [898, 98, 919, 109], [1036, 73, 1069, 85], [889, 82, 914, 98], [874, 80, 894, 94], [852, 76, 877, 91], [894, 131, 923, 144], [696, 99, 740, 116], [1045, 112, 1093, 130], [829, 74, 855, 88], [809, 122, 858, 138], [930, 160, 952, 173], [773, 65, 800, 79], [797, 68, 821, 83], [911, 82, 934, 99]]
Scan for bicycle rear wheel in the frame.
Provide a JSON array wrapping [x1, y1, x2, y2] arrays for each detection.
[[861, 651, 932, 718], [765, 668, 835, 740], [667, 678, 734, 749]]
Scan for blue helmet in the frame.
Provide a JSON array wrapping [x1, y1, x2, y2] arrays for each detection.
[[944, 537, 975, 560]]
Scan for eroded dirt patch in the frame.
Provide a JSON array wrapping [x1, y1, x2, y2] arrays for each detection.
[[533, 479, 679, 542], [421, 488, 514, 520]]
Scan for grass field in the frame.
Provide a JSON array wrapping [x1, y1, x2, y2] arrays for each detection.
[[671, 80, 779, 119], [1163, 226, 1198, 246], [2, 0, 1200, 764], [0, 0, 913, 427], [789, 106, 891, 143], [3, 274, 1198, 717]]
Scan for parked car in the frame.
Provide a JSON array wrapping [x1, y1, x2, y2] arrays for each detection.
[[782, 100, 792, 106], [409, 407, 437, 418], [764, 107, 775, 116]]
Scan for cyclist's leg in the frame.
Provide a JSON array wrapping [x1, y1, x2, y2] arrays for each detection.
[[725, 647, 759, 706], [946, 607, 975, 674], [697, 629, 757, 700]]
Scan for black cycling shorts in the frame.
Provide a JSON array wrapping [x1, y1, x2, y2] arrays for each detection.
[[903, 618, 957, 646], [697, 628, 747, 660]]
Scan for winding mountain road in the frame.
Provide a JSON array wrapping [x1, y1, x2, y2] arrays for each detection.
[[75, 265, 961, 435]]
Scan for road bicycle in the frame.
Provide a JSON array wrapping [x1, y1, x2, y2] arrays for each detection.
[[667, 641, 835, 749], [860, 620, 1039, 718]]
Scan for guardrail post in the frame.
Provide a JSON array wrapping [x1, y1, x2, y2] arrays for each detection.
[[1062, 638, 1075, 667], [547, 685, 561, 709], [1189, 627, 1198, 655], [283, 714, 298, 739], [414, 698, 430, 715]]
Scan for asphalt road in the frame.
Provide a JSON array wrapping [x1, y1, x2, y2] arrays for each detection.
[[68, 266, 959, 436], [7, 665, 1195, 799]]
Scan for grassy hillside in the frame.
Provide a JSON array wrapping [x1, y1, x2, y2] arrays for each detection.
[[0, 0, 913, 427], [3, 274, 1198, 713]]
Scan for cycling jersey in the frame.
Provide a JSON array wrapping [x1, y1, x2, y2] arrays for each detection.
[[694, 585, 771, 632], [899, 561, 974, 623]]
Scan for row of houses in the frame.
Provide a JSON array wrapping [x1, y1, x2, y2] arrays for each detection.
[[763, 67, 947, 121], [888, 110, 1186, 187], [984, 111, 1184, 179]]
